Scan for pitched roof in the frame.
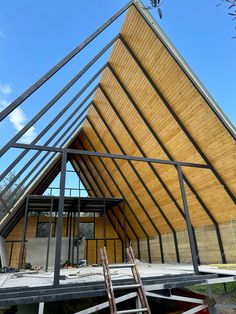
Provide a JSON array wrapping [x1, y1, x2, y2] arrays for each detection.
[[0, 0, 235, 238]]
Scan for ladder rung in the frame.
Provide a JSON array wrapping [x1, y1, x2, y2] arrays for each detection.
[[109, 263, 135, 269], [113, 284, 141, 290], [117, 308, 148, 313]]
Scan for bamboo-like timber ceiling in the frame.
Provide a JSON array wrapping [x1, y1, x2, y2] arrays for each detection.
[[73, 6, 235, 238]]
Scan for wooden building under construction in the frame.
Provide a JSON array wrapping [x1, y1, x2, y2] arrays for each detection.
[[0, 0, 235, 313]]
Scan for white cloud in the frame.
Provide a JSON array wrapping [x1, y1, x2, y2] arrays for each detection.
[[0, 83, 37, 143], [0, 83, 12, 96], [9, 107, 37, 143], [9, 107, 27, 131], [0, 30, 6, 39]]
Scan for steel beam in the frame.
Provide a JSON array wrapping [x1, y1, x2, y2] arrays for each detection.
[[12, 143, 209, 169]]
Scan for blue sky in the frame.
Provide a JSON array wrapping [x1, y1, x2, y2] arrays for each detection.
[[0, 0, 235, 192]]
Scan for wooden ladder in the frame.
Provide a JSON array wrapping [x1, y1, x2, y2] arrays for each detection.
[[100, 246, 151, 314]]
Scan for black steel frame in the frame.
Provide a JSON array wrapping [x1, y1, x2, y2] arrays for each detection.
[[0, 0, 233, 295]]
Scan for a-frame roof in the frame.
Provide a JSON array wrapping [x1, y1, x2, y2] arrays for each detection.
[[0, 0, 235, 239]]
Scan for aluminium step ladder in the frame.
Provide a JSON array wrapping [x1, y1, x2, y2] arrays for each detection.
[[100, 246, 151, 314]]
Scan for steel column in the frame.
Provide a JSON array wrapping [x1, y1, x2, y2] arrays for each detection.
[[76, 197, 81, 267], [45, 198, 53, 270], [18, 196, 29, 270], [53, 151, 67, 286], [177, 165, 199, 274]]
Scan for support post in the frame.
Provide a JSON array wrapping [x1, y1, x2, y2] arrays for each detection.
[[177, 165, 199, 274], [38, 302, 44, 314], [0, 236, 8, 267], [76, 197, 81, 267], [68, 209, 72, 263], [123, 200, 127, 261], [18, 196, 29, 270], [103, 199, 107, 248], [53, 151, 67, 286], [45, 198, 53, 271]]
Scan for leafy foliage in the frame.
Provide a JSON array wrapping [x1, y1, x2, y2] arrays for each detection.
[[0, 172, 24, 220], [147, 0, 236, 37], [146, 0, 163, 19], [217, 0, 236, 37]]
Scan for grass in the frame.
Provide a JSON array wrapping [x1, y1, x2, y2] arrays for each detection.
[[189, 282, 236, 296]]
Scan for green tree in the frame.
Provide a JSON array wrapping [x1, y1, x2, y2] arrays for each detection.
[[0, 172, 24, 220]]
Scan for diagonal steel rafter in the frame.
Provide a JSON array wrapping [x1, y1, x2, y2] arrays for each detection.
[[0, 35, 119, 159], [0, 114, 87, 226], [0, 64, 106, 182], [0, 1, 133, 122], [0, 100, 91, 210], [0, 85, 98, 199]]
